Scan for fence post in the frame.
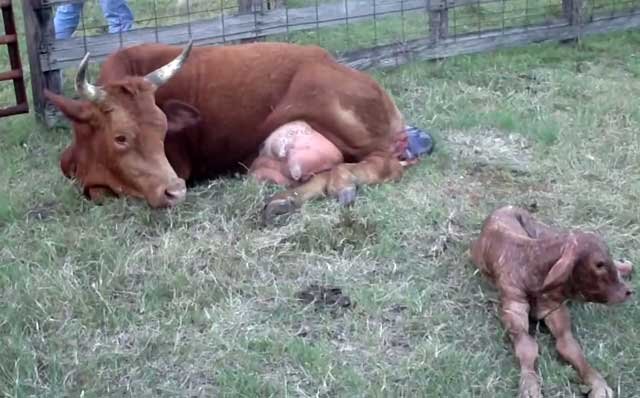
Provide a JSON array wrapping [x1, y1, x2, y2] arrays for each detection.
[[21, 0, 61, 125], [561, 0, 584, 43], [239, 0, 283, 12], [237, 0, 265, 43], [238, 0, 252, 13], [428, 0, 448, 43]]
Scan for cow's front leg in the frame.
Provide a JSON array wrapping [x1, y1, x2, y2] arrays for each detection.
[[262, 153, 404, 223], [500, 299, 542, 398], [544, 304, 613, 398]]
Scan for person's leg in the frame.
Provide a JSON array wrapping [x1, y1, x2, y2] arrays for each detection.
[[53, 2, 83, 39], [99, 0, 134, 34]]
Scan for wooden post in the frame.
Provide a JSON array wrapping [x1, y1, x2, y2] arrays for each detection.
[[428, 0, 448, 43], [237, 0, 264, 43], [265, 0, 285, 10], [563, 0, 583, 25], [561, 0, 584, 44], [21, 0, 61, 125], [238, 0, 261, 13]]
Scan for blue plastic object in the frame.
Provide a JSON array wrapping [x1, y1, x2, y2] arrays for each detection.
[[403, 125, 435, 160]]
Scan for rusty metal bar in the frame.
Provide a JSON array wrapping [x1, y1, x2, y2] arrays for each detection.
[[0, 33, 17, 44], [0, 69, 22, 80], [0, 0, 30, 118], [0, 103, 29, 117]]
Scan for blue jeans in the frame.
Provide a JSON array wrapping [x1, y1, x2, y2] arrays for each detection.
[[54, 0, 134, 39]]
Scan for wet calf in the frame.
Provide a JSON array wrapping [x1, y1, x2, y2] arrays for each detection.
[[471, 205, 634, 398]]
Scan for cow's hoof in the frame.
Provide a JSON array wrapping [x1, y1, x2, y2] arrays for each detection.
[[263, 196, 296, 224], [588, 381, 613, 398], [336, 185, 357, 206], [518, 373, 542, 398]]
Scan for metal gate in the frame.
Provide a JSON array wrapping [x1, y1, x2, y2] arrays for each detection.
[[0, 0, 28, 118]]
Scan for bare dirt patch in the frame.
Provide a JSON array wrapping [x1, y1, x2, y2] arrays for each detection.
[[295, 284, 353, 309]]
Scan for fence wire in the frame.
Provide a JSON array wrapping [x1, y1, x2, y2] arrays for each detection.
[[33, 0, 640, 88]]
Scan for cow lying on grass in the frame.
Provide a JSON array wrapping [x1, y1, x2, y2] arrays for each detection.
[[45, 40, 429, 221], [471, 206, 633, 398]]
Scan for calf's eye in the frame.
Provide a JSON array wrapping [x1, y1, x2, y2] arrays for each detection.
[[115, 135, 127, 145], [595, 261, 606, 269]]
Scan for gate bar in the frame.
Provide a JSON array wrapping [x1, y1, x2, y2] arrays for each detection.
[[0, 0, 29, 118]]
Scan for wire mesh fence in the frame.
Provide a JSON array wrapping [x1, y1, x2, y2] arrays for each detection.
[[20, 0, 640, 120]]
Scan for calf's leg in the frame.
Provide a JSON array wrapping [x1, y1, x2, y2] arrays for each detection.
[[543, 305, 613, 398], [500, 299, 542, 398]]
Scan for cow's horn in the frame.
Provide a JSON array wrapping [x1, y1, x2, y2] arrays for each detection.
[[144, 40, 193, 87], [75, 52, 107, 103]]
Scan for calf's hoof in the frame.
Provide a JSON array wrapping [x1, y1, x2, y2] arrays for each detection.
[[335, 185, 357, 206], [518, 374, 542, 398], [263, 194, 297, 224], [588, 382, 613, 398]]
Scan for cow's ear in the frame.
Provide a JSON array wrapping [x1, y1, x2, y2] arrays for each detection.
[[162, 100, 201, 135], [45, 89, 93, 123]]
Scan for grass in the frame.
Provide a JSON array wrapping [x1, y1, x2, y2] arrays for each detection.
[[2, 16, 640, 398]]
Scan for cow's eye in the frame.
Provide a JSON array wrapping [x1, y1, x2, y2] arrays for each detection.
[[115, 135, 127, 146], [595, 261, 606, 269]]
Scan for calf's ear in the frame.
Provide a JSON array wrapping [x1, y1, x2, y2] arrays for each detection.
[[542, 236, 579, 291], [162, 100, 201, 135]]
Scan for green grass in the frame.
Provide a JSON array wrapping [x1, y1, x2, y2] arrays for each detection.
[[3, 16, 640, 398]]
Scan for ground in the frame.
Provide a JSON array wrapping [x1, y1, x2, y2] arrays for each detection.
[[1, 31, 640, 397]]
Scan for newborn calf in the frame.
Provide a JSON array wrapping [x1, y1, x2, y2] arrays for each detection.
[[471, 206, 634, 398]]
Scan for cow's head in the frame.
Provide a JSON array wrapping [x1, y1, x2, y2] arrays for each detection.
[[46, 41, 198, 208]]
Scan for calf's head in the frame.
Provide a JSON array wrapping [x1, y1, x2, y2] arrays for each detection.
[[542, 232, 634, 304], [46, 41, 199, 208]]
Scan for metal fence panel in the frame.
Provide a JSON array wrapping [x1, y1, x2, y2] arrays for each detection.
[[20, 0, 640, 123]]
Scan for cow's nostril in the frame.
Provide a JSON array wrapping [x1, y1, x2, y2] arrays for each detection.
[[626, 290, 634, 297], [165, 187, 186, 199], [163, 180, 186, 203]]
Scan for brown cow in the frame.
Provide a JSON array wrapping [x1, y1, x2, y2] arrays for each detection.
[[471, 205, 634, 398], [45, 40, 415, 220]]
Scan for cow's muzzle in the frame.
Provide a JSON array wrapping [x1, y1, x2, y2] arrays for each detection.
[[150, 178, 187, 208]]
